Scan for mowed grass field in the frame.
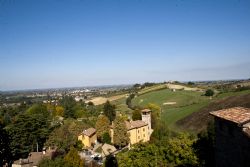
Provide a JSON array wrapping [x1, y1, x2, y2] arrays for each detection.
[[132, 89, 210, 130], [133, 89, 207, 108]]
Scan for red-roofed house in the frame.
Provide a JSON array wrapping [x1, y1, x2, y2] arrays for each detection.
[[210, 107, 250, 167], [110, 109, 153, 145], [78, 128, 97, 148]]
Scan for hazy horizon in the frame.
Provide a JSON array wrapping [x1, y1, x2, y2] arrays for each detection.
[[1, 0, 250, 90]]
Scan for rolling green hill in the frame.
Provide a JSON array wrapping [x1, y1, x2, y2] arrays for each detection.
[[133, 89, 207, 108], [113, 84, 250, 133], [132, 88, 210, 130], [177, 91, 250, 132]]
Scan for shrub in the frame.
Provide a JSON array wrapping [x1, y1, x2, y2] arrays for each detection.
[[205, 89, 214, 96]]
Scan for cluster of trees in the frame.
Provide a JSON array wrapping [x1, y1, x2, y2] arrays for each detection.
[[45, 120, 88, 152], [112, 116, 129, 148], [132, 109, 142, 121], [0, 95, 104, 166], [116, 119, 216, 167], [0, 102, 29, 126], [188, 81, 195, 85], [117, 133, 198, 167], [95, 101, 129, 147], [0, 123, 11, 166], [103, 101, 116, 123], [193, 121, 215, 167], [1, 90, 218, 167], [126, 93, 135, 109], [39, 147, 84, 167], [133, 82, 157, 90], [95, 115, 111, 144]]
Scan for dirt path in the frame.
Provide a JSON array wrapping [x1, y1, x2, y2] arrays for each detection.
[[166, 83, 202, 91], [87, 94, 127, 105]]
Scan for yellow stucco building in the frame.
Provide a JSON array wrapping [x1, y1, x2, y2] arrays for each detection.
[[110, 109, 153, 145], [78, 128, 97, 148]]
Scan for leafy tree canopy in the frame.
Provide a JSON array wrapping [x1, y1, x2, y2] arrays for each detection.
[[95, 115, 110, 142], [103, 101, 116, 123], [39, 157, 66, 167], [26, 104, 50, 119], [113, 116, 129, 148], [6, 113, 50, 160], [146, 103, 161, 129], [102, 132, 111, 144], [64, 147, 84, 167], [205, 89, 214, 97], [59, 96, 77, 118], [45, 120, 89, 152], [117, 133, 198, 167], [0, 123, 11, 166], [166, 133, 198, 166], [132, 109, 142, 121], [194, 121, 215, 167]]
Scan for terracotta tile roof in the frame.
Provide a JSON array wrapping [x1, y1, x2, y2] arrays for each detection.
[[125, 120, 148, 130], [110, 120, 148, 130], [82, 128, 96, 137], [210, 107, 250, 125], [141, 109, 151, 113]]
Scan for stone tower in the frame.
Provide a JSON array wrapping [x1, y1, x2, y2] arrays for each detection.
[[141, 109, 152, 130]]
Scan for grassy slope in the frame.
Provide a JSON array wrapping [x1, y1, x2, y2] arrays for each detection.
[[138, 84, 168, 95], [113, 85, 250, 133], [177, 90, 250, 133], [132, 89, 210, 131], [133, 89, 207, 108], [216, 89, 250, 98], [113, 97, 133, 115], [161, 101, 209, 130]]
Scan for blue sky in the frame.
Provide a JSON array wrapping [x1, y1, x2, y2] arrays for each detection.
[[0, 0, 250, 90]]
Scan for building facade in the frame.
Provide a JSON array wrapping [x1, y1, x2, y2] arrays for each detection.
[[141, 109, 153, 136], [78, 128, 97, 148], [210, 107, 250, 167], [110, 109, 152, 145]]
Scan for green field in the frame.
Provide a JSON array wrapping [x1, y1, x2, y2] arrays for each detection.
[[113, 97, 133, 115], [132, 89, 210, 130], [133, 89, 208, 108], [161, 101, 209, 130], [216, 89, 250, 99], [113, 86, 250, 132]]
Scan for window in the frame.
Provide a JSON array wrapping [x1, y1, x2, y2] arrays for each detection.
[[138, 136, 140, 139], [138, 130, 139, 133], [143, 134, 145, 137], [143, 128, 145, 132]]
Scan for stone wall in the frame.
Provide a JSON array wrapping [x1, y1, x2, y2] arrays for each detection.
[[214, 118, 250, 167]]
